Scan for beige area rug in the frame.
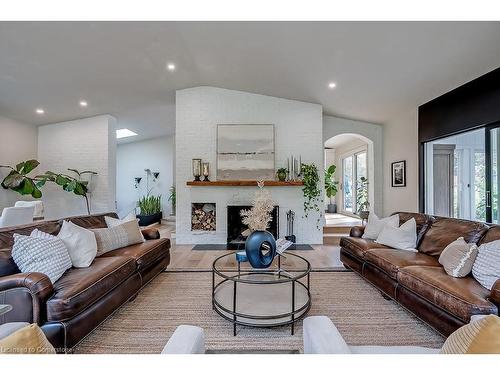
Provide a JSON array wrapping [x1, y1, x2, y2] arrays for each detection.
[[74, 271, 445, 354]]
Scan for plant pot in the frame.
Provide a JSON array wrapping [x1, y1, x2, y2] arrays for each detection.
[[276, 171, 287, 181], [327, 203, 337, 213], [136, 212, 162, 226], [358, 210, 370, 220]]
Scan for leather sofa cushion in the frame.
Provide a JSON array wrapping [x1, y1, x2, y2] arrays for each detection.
[[100, 238, 170, 271], [418, 217, 489, 257], [46, 256, 136, 321], [364, 249, 440, 279], [479, 225, 500, 245], [339, 237, 390, 259], [398, 266, 498, 322]]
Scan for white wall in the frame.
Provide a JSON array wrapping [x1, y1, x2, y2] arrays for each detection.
[[382, 109, 419, 216], [0, 116, 38, 211], [176, 86, 324, 244], [323, 115, 384, 215], [116, 136, 175, 218], [38, 115, 117, 219]]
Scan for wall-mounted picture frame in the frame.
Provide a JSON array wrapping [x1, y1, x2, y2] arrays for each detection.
[[391, 160, 406, 187], [216, 124, 275, 180]]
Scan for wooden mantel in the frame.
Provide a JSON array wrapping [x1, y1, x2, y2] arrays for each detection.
[[186, 180, 304, 187]]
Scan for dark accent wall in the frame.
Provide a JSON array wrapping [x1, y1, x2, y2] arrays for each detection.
[[418, 67, 500, 212]]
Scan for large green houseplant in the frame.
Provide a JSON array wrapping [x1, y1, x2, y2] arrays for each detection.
[[356, 176, 370, 220], [0, 159, 97, 215], [301, 163, 323, 229], [324, 164, 339, 213], [137, 194, 162, 226]]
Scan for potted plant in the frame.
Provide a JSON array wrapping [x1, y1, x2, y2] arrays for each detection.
[[276, 168, 288, 181], [356, 176, 370, 220], [324, 164, 339, 213], [137, 195, 162, 226], [301, 163, 323, 229], [168, 185, 176, 216]]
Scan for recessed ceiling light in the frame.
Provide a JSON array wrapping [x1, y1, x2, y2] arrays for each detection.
[[79, 100, 88, 107], [116, 128, 138, 139], [167, 63, 176, 71], [35, 108, 45, 114], [328, 82, 337, 89]]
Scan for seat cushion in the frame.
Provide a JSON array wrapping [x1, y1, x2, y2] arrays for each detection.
[[398, 266, 498, 322], [100, 238, 170, 271], [46, 256, 136, 321], [418, 217, 488, 258], [339, 237, 390, 259], [365, 249, 440, 279]]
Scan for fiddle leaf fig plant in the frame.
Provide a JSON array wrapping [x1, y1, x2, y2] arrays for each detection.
[[0, 160, 43, 198], [1, 160, 97, 215], [324, 164, 339, 202]]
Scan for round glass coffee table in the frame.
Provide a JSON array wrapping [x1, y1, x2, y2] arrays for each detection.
[[212, 252, 311, 336]]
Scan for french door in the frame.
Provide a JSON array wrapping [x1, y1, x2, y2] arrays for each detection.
[[485, 123, 500, 223], [342, 150, 367, 215]]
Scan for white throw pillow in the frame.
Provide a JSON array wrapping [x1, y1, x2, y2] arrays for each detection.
[[376, 218, 417, 251], [12, 234, 72, 283], [362, 213, 399, 240], [57, 220, 97, 268], [105, 212, 138, 228], [472, 239, 500, 290], [30, 228, 56, 241], [105, 212, 145, 241]]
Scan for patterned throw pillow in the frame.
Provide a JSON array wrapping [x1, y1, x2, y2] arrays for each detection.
[[440, 315, 500, 354], [91, 220, 144, 256], [439, 237, 478, 278], [472, 239, 500, 290], [105, 213, 144, 241], [12, 234, 72, 283]]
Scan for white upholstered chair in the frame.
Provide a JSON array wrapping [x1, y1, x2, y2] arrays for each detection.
[[14, 200, 44, 220], [0, 206, 35, 228], [303, 316, 440, 354]]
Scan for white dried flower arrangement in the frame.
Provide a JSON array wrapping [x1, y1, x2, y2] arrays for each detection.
[[240, 180, 275, 234]]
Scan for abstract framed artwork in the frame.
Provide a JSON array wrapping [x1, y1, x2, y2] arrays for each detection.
[[391, 160, 406, 187], [216, 124, 275, 180]]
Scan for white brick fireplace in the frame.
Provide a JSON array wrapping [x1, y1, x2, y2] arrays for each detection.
[[175, 87, 324, 245]]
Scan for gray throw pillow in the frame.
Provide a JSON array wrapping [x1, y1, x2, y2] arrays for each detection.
[[439, 237, 478, 278], [91, 220, 144, 256], [472, 239, 500, 290], [12, 234, 72, 283]]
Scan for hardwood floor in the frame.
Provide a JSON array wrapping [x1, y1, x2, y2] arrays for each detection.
[[151, 222, 347, 271]]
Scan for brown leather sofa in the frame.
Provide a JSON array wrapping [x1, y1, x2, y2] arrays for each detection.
[[340, 212, 500, 336], [0, 213, 170, 351]]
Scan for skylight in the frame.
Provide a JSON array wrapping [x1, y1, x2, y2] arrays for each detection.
[[116, 128, 138, 139]]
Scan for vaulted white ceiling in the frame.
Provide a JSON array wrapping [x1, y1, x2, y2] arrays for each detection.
[[1, 21, 500, 143]]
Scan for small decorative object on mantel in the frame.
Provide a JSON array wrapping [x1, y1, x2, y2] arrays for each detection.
[[391, 160, 406, 187], [202, 162, 210, 182], [241, 180, 277, 268], [276, 167, 287, 182], [192, 159, 202, 181], [287, 155, 302, 181]]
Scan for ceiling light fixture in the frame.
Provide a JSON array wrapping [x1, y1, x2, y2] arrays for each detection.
[[167, 63, 176, 71], [79, 100, 88, 107], [116, 128, 138, 139], [328, 82, 337, 89], [36, 108, 45, 114]]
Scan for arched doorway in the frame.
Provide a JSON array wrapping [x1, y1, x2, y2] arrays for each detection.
[[324, 133, 375, 220]]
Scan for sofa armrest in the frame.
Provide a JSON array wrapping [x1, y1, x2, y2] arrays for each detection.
[[141, 228, 161, 240], [303, 316, 352, 354], [161, 325, 205, 354], [489, 279, 500, 308], [0, 272, 54, 324], [349, 226, 365, 238]]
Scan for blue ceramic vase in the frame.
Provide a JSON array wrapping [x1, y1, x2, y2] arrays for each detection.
[[245, 230, 277, 268]]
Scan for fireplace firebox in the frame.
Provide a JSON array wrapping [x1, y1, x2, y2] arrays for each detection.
[[226, 205, 279, 249]]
